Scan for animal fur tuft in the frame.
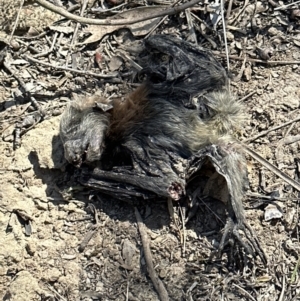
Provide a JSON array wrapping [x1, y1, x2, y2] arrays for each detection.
[[60, 95, 109, 165], [204, 90, 244, 135], [188, 90, 245, 153]]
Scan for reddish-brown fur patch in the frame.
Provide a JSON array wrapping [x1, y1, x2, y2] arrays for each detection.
[[109, 84, 149, 140]]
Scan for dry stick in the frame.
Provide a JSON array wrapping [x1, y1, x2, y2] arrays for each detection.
[[232, 284, 256, 301], [268, 0, 279, 7], [283, 135, 300, 145], [145, 0, 181, 39], [65, 0, 89, 67], [134, 208, 169, 301], [220, 0, 230, 73], [46, 284, 68, 301], [9, 0, 25, 43], [278, 276, 286, 301], [274, 0, 300, 10], [243, 115, 300, 143], [3, 61, 43, 114], [25, 54, 118, 78], [243, 145, 300, 192], [247, 192, 300, 201], [231, 0, 249, 27], [145, 14, 167, 39], [233, 56, 246, 82], [178, 205, 187, 257], [214, 52, 300, 65], [71, 0, 89, 46], [238, 90, 256, 102], [34, 0, 203, 25], [190, 12, 217, 48], [33, 32, 58, 58], [226, 25, 247, 34], [198, 197, 224, 224], [291, 256, 300, 283], [225, 0, 233, 22]]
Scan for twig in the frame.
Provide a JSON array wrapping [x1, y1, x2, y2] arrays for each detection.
[[291, 256, 300, 283], [214, 52, 300, 65], [190, 12, 217, 48], [145, 0, 181, 39], [15, 31, 48, 40], [186, 281, 198, 294], [274, 1, 300, 10], [115, 50, 142, 71], [226, 25, 247, 34], [247, 192, 300, 201], [0, 167, 32, 172], [268, 0, 279, 8], [178, 205, 187, 257], [145, 14, 167, 38], [243, 115, 300, 143], [71, 0, 89, 45], [278, 276, 285, 301], [34, 0, 203, 25], [232, 284, 256, 301], [24, 54, 118, 78], [126, 280, 129, 301], [238, 91, 256, 102], [3, 59, 44, 122], [46, 284, 68, 301], [198, 197, 224, 225], [230, 0, 249, 26], [225, 0, 233, 22], [282, 135, 300, 145], [220, 0, 230, 72], [9, 0, 25, 43], [65, 0, 89, 67], [33, 32, 58, 58], [134, 207, 169, 301], [242, 145, 300, 192]]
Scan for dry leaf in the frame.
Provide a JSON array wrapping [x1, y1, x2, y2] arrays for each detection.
[[264, 204, 283, 221], [81, 6, 165, 44], [108, 55, 123, 71]]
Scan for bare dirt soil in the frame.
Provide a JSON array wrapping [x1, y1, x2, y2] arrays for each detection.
[[1, 1, 300, 300]]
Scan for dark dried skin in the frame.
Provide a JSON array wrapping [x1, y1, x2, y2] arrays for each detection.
[[60, 35, 266, 263], [143, 35, 227, 96]]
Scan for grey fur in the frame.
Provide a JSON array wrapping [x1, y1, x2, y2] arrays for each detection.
[[60, 94, 109, 166]]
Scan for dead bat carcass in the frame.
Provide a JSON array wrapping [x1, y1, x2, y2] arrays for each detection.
[[60, 35, 266, 263]]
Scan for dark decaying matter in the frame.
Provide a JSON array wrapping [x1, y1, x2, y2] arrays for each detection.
[[60, 35, 266, 263]]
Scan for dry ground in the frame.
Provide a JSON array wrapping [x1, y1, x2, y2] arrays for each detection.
[[1, 1, 300, 300]]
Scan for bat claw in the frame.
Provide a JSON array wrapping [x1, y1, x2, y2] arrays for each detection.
[[218, 217, 267, 265]]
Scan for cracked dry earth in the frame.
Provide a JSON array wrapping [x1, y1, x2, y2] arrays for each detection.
[[1, 1, 300, 301]]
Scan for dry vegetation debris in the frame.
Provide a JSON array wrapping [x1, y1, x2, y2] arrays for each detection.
[[1, 0, 300, 300]]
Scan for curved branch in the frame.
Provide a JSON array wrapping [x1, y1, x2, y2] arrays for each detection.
[[34, 0, 203, 25]]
